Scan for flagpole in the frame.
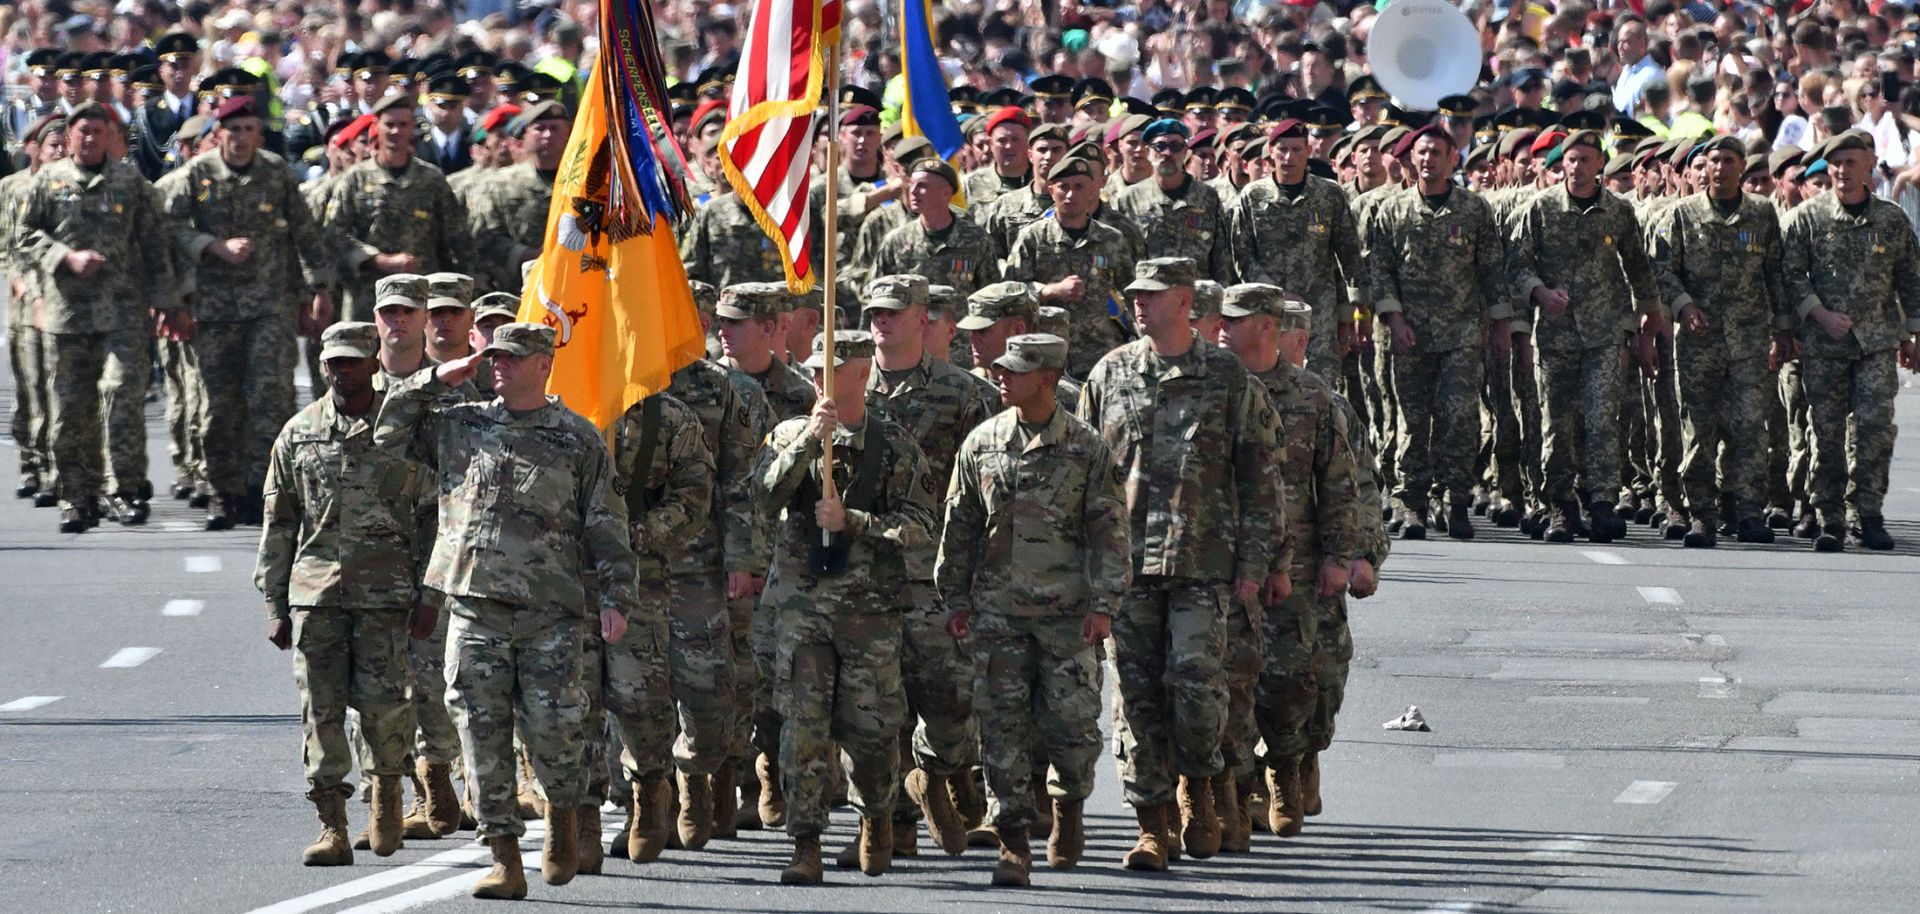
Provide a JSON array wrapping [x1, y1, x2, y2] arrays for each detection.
[[821, 41, 843, 548]]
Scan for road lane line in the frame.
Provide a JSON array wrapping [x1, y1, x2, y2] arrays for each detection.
[[184, 556, 222, 573], [240, 845, 494, 914], [100, 647, 161, 669], [1614, 780, 1677, 804], [163, 599, 206, 617], [331, 823, 624, 914], [1529, 834, 1602, 856], [0, 696, 62, 712], [161, 521, 200, 533], [1417, 903, 1482, 914], [1581, 550, 1630, 565], [1636, 586, 1683, 604]]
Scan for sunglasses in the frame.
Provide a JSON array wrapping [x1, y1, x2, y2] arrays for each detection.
[[1148, 141, 1186, 152]]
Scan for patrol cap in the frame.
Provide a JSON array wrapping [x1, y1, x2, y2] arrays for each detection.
[[1034, 305, 1071, 342], [1124, 257, 1198, 294], [958, 281, 1037, 330], [993, 333, 1068, 373], [1191, 279, 1224, 320], [1219, 282, 1287, 319], [926, 285, 960, 319], [716, 282, 790, 320], [481, 322, 558, 358], [862, 274, 929, 312], [1279, 297, 1312, 332], [319, 321, 380, 360], [908, 157, 958, 190], [688, 279, 719, 316], [472, 292, 521, 323], [426, 273, 475, 310], [802, 329, 875, 369], [1046, 155, 1095, 182], [375, 273, 429, 310]]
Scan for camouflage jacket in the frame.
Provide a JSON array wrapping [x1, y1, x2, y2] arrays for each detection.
[[753, 408, 938, 612], [13, 157, 181, 332], [1109, 175, 1233, 283], [845, 199, 911, 291], [961, 166, 1032, 212], [1648, 192, 1788, 360], [1252, 361, 1364, 579], [155, 149, 334, 323], [465, 161, 553, 295], [870, 212, 1002, 297], [679, 192, 818, 288], [0, 170, 39, 329], [609, 393, 716, 583], [1002, 216, 1138, 378], [1206, 174, 1249, 210], [255, 392, 430, 617], [1365, 186, 1514, 353], [868, 354, 999, 580], [324, 157, 471, 321], [1077, 336, 1283, 583], [809, 162, 891, 265], [1509, 186, 1663, 352], [1780, 191, 1920, 357], [668, 358, 771, 576], [1332, 390, 1390, 569], [936, 405, 1132, 618], [1228, 175, 1366, 338], [727, 356, 817, 423], [374, 372, 638, 617], [977, 183, 1052, 254]]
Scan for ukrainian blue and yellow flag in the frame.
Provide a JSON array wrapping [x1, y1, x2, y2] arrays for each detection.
[[897, 0, 967, 205]]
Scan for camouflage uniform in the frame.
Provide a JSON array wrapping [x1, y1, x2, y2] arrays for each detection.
[[1366, 185, 1513, 516], [1780, 191, 1920, 535], [680, 192, 820, 289], [1509, 186, 1663, 514], [752, 339, 938, 837], [935, 381, 1130, 829], [1227, 174, 1365, 373], [868, 208, 1001, 298], [1649, 192, 1788, 528], [373, 331, 639, 841], [811, 162, 892, 271], [255, 332, 426, 801], [14, 156, 182, 511], [1109, 176, 1233, 283], [977, 183, 1053, 254], [465, 160, 551, 296], [728, 356, 816, 423], [157, 148, 334, 502], [1002, 216, 1137, 379], [1, 170, 50, 491], [1077, 328, 1282, 810], [323, 157, 470, 321], [961, 165, 1031, 212]]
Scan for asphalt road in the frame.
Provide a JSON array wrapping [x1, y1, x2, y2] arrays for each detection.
[[3, 356, 1919, 913]]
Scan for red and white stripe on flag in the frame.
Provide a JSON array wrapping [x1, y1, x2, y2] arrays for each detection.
[[717, 0, 842, 294]]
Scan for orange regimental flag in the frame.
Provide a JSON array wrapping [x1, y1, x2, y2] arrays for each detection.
[[518, 47, 705, 430]]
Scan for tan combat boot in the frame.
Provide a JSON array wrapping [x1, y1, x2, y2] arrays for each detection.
[[541, 806, 578, 886], [906, 768, 967, 855], [627, 778, 671, 863], [1246, 766, 1271, 833], [1300, 752, 1323, 817], [575, 804, 603, 875], [756, 755, 787, 828], [472, 835, 528, 900], [368, 775, 405, 857], [780, 834, 823, 885], [858, 816, 894, 876], [1030, 778, 1053, 836], [1267, 761, 1303, 837], [1177, 775, 1220, 859], [302, 792, 354, 866], [515, 753, 546, 820], [676, 770, 713, 849], [711, 760, 740, 840], [1214, 772, 1250, 853], [734, 760, 764, 832], [991, 825, 1031, 887], [1122, 804, 1170, 871], [1048, 799, 1084, 869], [893, 819, 918, 857], [950, 768, 988, 829], [402, 769, 438, 839], [1162, 801, 1183, 862], [606, 799, 632, 860], [421, 759, 461, 836]]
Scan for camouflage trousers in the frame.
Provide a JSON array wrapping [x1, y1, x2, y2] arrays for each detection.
[[1675, 343, 1773, 524], [409, 600, 462, 765], [42, 328, 150, 507], [192, 317, 296, 498], [1219, 597, 1266, 785], [1340, 348, 1373, 438], [1537, 344, 1626, 509], [581, 596, 673, 797], [1373, 345, 1399, 492], [1390, 345, 1485, 512], [969, 612, 1102, 830], [1763, 376, 1794, 511], [293, 606, 412, 800], [1480, 343, 1522, 507], [444, 595, 587, 840], [665, 573, 738, 775], [1645, 334, 1683, 509], [9, 325, 48, 480], [1801, 354, 1901, 529], [1255, 588, 1320, 765], [751, 589, 784, 760], [1620, 363, 1652, 501], [1512, 343, 1545, 511], [1109, 576, 1229, 809], [156, 336, 205, 494], [1779, 360, 1812, 504], [1307, 595, 1354, 754], [775, 605, 905, 837], [900, 581, 978, 780]]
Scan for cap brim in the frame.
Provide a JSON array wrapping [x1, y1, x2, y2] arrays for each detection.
[[1123, 279, 1171, 294], [861, 298, 910, 311], [318, 345, 377, 361], [474, 308, 519, 321], [1218, 304, 1261, 319], [992, 355, 1045, 373], [427, 297, 471, 311], [955, 315, 998, 331], [713, 305, 755, 320], [801, 354, 847, 370], [480, 342, 534, 358], [375, 296, 425, 310]]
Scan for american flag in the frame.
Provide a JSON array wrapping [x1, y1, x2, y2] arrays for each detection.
[[718, 0, 842, 294]]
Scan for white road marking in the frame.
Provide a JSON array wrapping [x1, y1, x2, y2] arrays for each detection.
[[1636, 586, 1683, 604], [1529, 834, 1602, 856], [1525, 696, 1650, 706], [161, 521, 200, 533], [239, 845, 493, 914], [184, 556, 222, 573], [1581, 550, 1630, 565], [1614, 780, 1678, 804], [1698, 676, 1736, 699], [162, 599, 205, 617], [322, 823, 633, 914], [1417, 903, 1483, 914], [0, 695, 62, 712], [100, 647, 161, 669]]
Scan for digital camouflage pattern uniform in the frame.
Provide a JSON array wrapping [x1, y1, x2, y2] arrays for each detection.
[[1109, 175, 1233, 283], [1002, 215, 1137, 379], [867, 207, 1001, 298], [1, 168, 50, 493], [680, 191, 819, 288], [976, 183, 1054, 255], [1227, 173, 1365, 373], [323, 156, 470, 321], [464, 160, 552, 296], [961, 165, 1031, 213]]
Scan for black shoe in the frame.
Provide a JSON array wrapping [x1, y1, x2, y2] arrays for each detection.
[[32, 491, 56, 508], [1645, 507, 1667, 528], [106, 495, 148, 526], [1814, 525, 1845, 553], [1633, 505, 1656, 525], [1381, 505, 1394, 523], [188, 491, 210, 509], [15, 477, 38, 498], [134, 480, 153, 501], [58, 507, 87, 534], [1545, 506, 1577, 543], [1663, 519, 1688, 541], [1853, 518, 1895, 551], [1587, 506, 1616, 544], [1717, 517, 1738, 537], [171, 482, 195, 500], [1766, 509, 1793, 530], [1735, 518, 1776, 544], [240, 494, 266, 526], [1473, 494, 1491, 516], [1448, 503, 1474, 540], [205, 496, 236, 532], [1682, 520, 1716, 548], [1616, 495, 1640, 519], [83, 498, 102, 528], [1432, 509, 1449, 535], [1491, 505, 1522, 528], [1386, 514, 1404, 535], [1792, 512, 1820, 539], [1401, 519, 1427, 540]]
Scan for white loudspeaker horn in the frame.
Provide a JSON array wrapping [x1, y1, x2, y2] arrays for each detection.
[[1366, 0, 1482, 111]]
